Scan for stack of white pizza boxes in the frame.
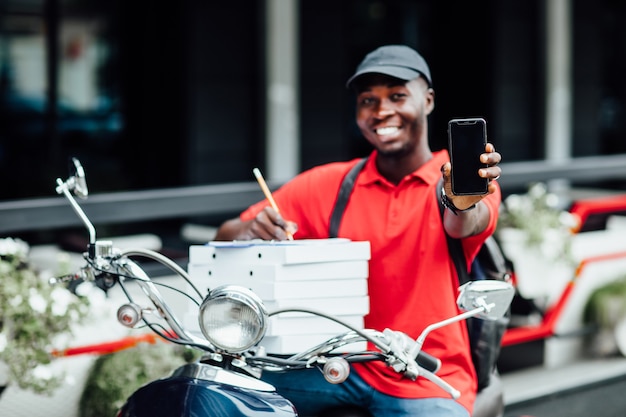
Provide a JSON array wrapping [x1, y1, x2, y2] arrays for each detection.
[[186, 238, 371, 354]]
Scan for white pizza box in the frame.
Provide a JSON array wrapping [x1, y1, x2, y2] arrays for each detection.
[[181, 315, 368, 355], [182, 311, 365, 338], [188, 260, 369, 282], [183, 294, 369, 356], [195, 276, 368, 300], [189, 239, 371, 266], [261, 333, 367, 354], [184, 295, 370, 323], [266, 314, 364, 336], [263, 295, 370, 317]]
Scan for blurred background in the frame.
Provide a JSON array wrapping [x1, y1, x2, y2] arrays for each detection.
[[1, 0, 626, 251], [3, 2, 626, 415]]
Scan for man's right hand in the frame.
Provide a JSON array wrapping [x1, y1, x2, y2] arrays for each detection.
[[214, 206, 298, 241]]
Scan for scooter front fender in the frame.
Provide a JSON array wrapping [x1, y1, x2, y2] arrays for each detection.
[[118, 374, 297, 417]]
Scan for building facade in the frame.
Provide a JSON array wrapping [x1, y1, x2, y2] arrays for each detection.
[[0, 0, 625, 203]]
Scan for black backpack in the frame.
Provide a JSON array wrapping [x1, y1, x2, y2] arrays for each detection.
[[328, 157, 511, 391]]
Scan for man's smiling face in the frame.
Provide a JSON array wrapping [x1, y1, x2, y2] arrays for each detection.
[[355, 75, 433, 157]]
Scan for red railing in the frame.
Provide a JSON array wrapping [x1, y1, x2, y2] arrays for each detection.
[[52, 193, 626, 356], [502, 194, 626, 347], [52, 333, 162, 357]]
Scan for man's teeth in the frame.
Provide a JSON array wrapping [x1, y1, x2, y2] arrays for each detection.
[[376, 126, 398, 135]]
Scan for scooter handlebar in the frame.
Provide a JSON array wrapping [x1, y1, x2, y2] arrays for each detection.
[[416, 350, 441, 374]]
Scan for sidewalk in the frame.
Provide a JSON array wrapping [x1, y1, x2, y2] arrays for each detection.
[[3, 344, 626, 416], [502, 356, 626, 405], [503, 357, 626, 416]]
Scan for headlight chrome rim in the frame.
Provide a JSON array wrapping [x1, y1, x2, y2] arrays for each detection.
[[199, 285, 267, 353]]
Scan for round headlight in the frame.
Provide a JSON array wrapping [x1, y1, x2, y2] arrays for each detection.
[[199, 285, 268, 353]]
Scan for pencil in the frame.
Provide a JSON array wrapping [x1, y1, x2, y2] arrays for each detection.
[[253, 168, 294, 240]]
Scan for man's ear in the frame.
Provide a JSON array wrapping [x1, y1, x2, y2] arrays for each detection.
[[425, 88, 435, 115]]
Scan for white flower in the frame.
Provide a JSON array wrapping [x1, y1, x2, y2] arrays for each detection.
[[504, 193, 521, 209], [528, 182, 547, 199], [28, 289, 47, 313], [32, 365, 54, 381], [9, 294, 23, 308], [0, 237, 29, 257], [559, 211, 580, 230], [545, 193, 560, 209], [51, 286, 72, 316]]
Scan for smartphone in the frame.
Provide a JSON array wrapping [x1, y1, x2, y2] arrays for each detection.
[[447, 118, 489, 195]]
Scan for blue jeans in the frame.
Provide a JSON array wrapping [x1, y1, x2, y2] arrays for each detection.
[[261, 367, 470, 417]]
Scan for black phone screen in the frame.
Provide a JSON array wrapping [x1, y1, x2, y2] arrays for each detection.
[[448, 118, 488, 195]]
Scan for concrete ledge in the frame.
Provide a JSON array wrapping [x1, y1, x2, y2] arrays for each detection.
[[502, 356, 626, 406]]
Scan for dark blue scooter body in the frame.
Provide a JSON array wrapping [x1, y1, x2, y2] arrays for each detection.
[[118, 363, 297, 417]]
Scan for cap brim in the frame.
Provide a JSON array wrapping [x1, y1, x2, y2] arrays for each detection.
[[346, 66, 421, 88]]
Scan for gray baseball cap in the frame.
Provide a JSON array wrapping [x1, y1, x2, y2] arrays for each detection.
[[346, 45, 432, 89]]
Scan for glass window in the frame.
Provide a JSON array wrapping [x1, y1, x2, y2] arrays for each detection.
[[0, 1, 263, 202], [573, 0, 626, 157], [0, 0, 124, 200]]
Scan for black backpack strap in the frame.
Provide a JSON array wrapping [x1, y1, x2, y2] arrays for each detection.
[[330, 162, 469, 283], [438, 182, 511, 284], [329, 157, 369, 238], [329, 162, 470, 285], [436, 178, 471, 285]]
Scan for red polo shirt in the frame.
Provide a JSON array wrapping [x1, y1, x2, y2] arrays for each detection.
[[240, 150, 500, 414]]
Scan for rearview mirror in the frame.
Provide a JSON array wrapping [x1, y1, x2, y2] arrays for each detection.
[[69, 158, 89, 198], [457, 280, 515, 320], [55, 157, 95, 245], [57, 158, 89, 199]]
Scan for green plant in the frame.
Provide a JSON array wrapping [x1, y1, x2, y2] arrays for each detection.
[[79, 341, 199, 417], [583, 276, 626, 330], [0, 237, 90, 394], [497, 182, 579, 262], [582, 275, 626, 357]]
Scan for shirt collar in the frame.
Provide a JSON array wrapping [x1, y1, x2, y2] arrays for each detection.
[[359, 149, 449, 187]]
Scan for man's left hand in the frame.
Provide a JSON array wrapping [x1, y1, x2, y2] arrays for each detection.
[[441, 143, 501, 211]]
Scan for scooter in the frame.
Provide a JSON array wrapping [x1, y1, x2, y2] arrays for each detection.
[[52, 159, 515, 417]]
